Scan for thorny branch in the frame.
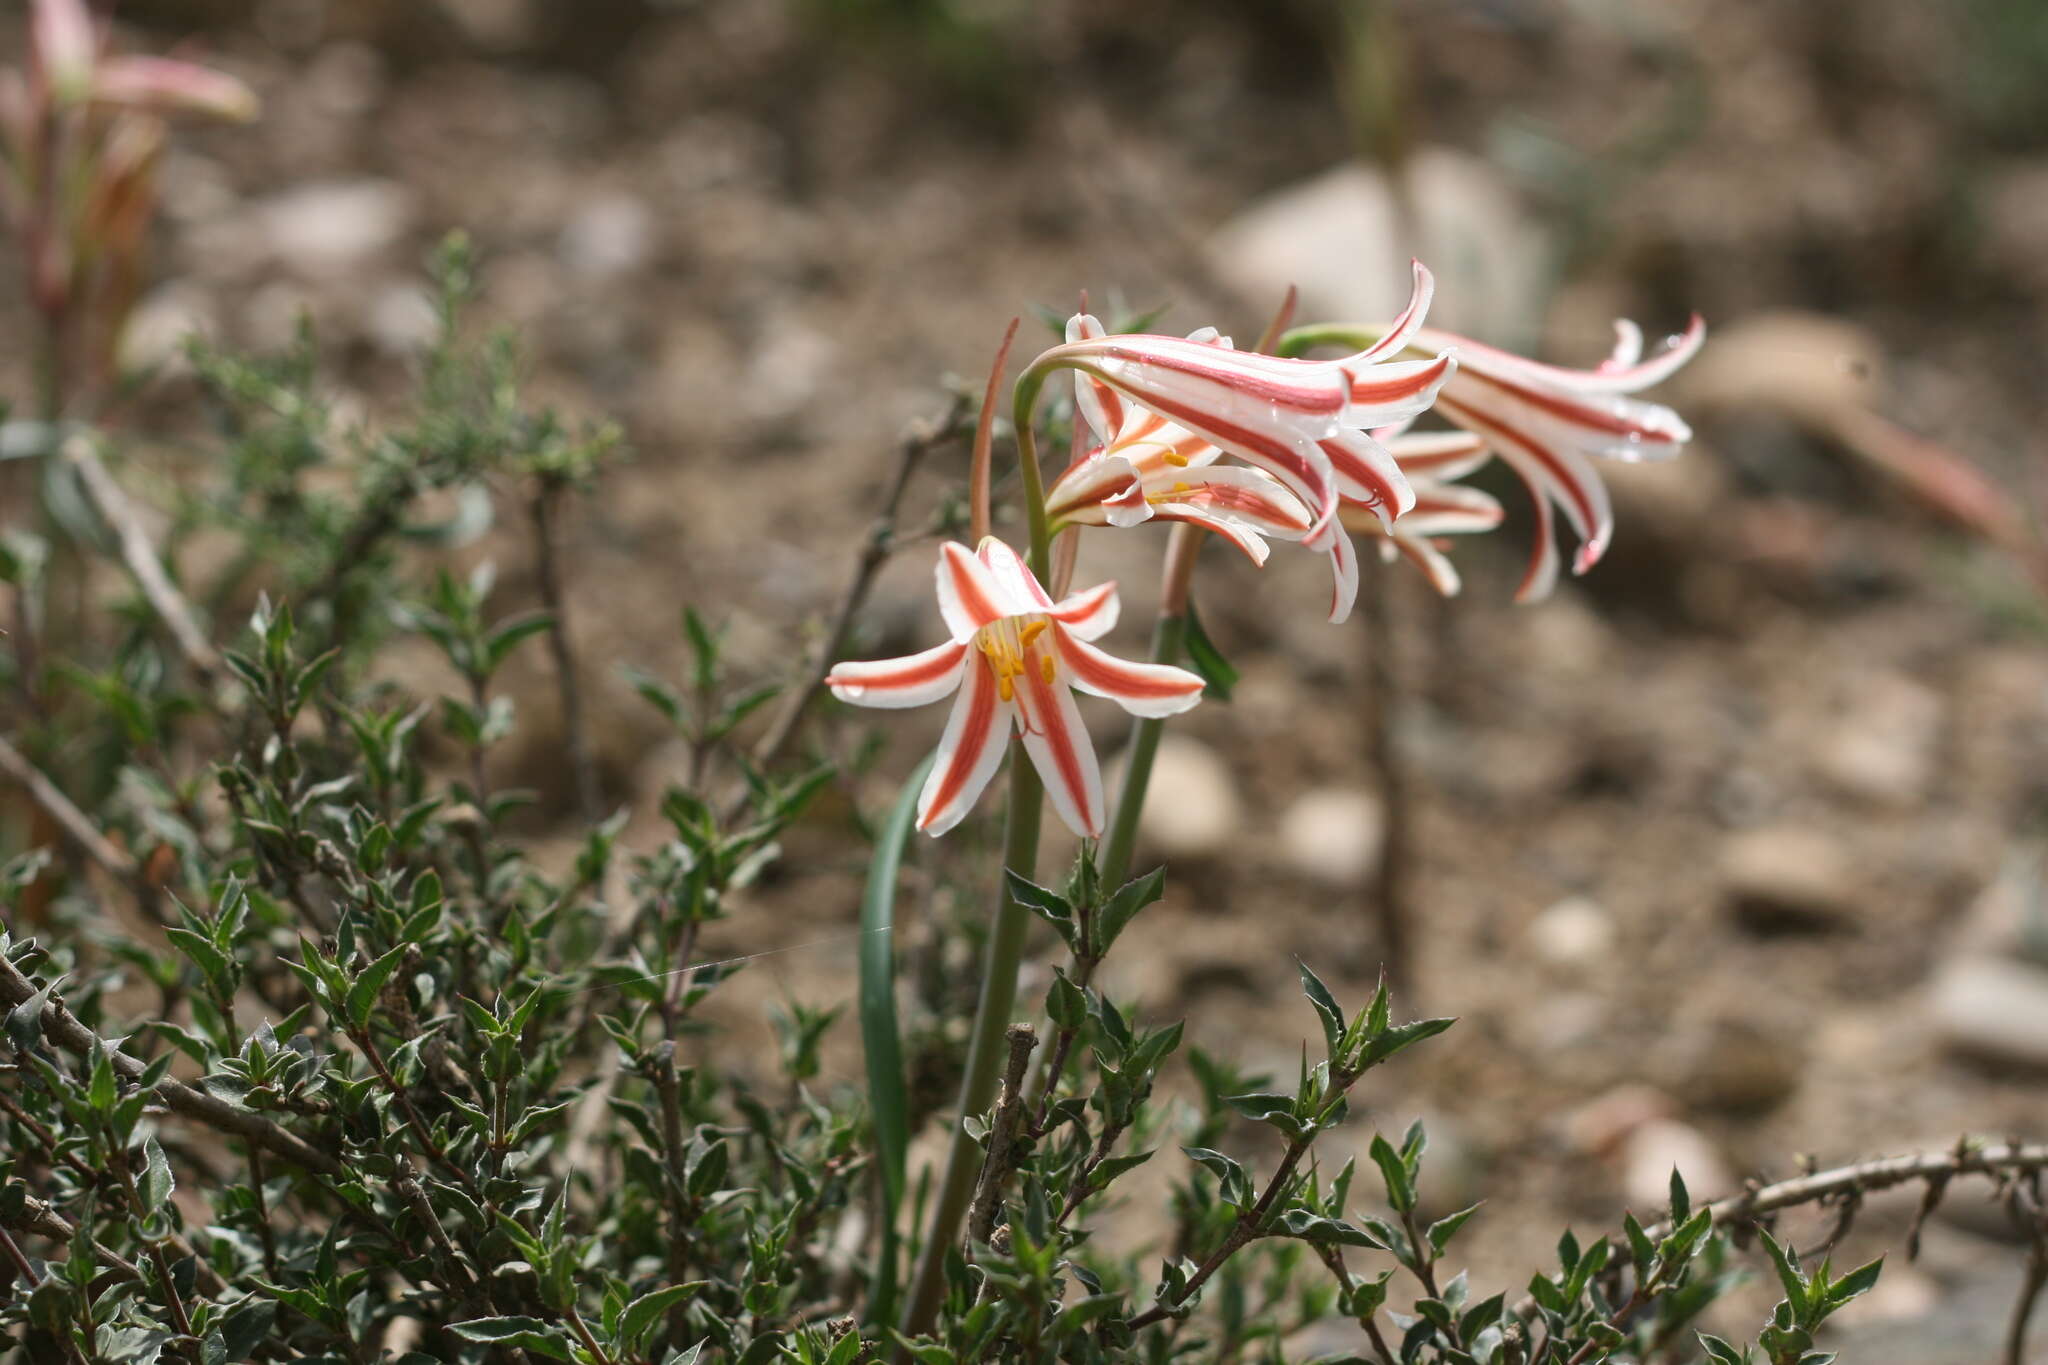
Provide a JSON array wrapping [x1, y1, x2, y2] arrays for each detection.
[[0, 948, 344, 1178], [966, 1024, 1037, 1249]]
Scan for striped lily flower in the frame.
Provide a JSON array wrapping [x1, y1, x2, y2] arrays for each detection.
[[1044, 327, 1318, 568], [1339, 429, 1504, 597], [1416, 315, 1704, 601], [828, 539, 1204, 838], [1031, 263, 1454, 624]]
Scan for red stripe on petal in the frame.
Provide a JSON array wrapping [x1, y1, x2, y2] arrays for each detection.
[[1348, 352, 1453, 407], [940, 541, 1010, 626], [918, 662, 1005, 830], [1053, 628, 1205, 708], [1019, 661, 1099, 834]]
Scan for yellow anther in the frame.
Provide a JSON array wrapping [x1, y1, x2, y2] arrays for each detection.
[[1019, 619, 1048, 648], [998, 674, 1015, 702], [1041, 655, 1056, 684], [1162, 451, 1190, 467], [1172, 482, 1192, 494]]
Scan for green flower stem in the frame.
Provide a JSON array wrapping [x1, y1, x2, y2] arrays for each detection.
[[899, 758, 1044, 1337], [1097, 610, 1186, 889], [1273, 322, 1388, 359], [899, 365, 1059, 1340]]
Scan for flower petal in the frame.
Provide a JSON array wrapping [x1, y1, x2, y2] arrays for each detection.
[[1389, 531, 1464, 596], [977, 537, 1056, 614], [1346, 259, 1436, 365], [1324, 526, 1360, 625], [1065, 312, 1126, 445], [1143, 465, 1312, 538], [1320, 428, 1416, 525], [1342, 351, 1457, 428], [916, 660, 1012, 836], [1047, 452, 1146, 526], [1052, 625, 1205, 719], [936, 541, 1011, 640], [1047, 582, 1119, 641], [827, 639, 967, 710], [92, 55, 258, 122], [1514, 477, 1562, 604], [1147, 505, 1273, 565], [1385, 430, 1491, 482], [1437, 392, 1612, 574], [1015, 656, 1105, 837]]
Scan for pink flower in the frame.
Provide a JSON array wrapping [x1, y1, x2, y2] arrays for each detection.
[[1030, 264, 1455, 624], [1339, 430, 1504, 597], [1413, 315, 1704, 602], [828, 540, 1204, 838]]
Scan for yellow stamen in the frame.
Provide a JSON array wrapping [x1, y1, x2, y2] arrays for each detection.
[[1162, 451, 1189, 467], [998, 674, 1015, 702], [1041, 655, 1056, 684], [1172, 482, 1192, 494], [1018, 620, 1048, 648]]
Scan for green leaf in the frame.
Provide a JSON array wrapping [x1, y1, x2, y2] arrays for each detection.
[[1828, 1257, 1883, 1307], [1427, 1202, 1482, 1255], [1296, 959, 1344, 1059], [219, 1298, 277, 1361], [619, 1284, 703, 1350], [1094, 866, 1165, 955], [1047, 968, 1088, 1032], [344, 943, 408, 1030], [1669, 1167, 1691, 1224], [484, 612, 554, 672], [1698, 1334, 1750, 1365], [6, 975, 58, 1051], [138, 1137, 175, 1210], [1183, 1146, 1253, 1210], [1757, 1227, 1807, 1310], [857, 751, 932, 1329], [1369, 1133, 1415, 1214], [449, 1318, 573, 1359], [1003, 870, 1074, 940], [1181, 599, 1237, 702]]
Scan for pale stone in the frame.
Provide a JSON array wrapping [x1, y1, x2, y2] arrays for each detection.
[[1929, 955, 2048, 1071], [1720, 825, 1855, 933], [1133, 735, 1243, 862], [257, 179, 415, 276], [1206, 149, 1547, 344], [1527, 896, 1617, 967], [1277, 787, 1384, 889]]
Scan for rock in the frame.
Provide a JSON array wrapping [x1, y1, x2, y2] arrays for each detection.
[[1620, 1118, 1734, 1211], [1206, 148, 1546, 343], [1133, 735, 1242, 862], [1815, 671, 1943, 808], [1527, 896, 1616, 967], [1565, 1084, 1675, 1158], [256, 179, 415, 276], [741, 315, 838, 423], [1674, 1015, 1803, 1115], [1929, 955, 2048, 1071], [559, 193, 655, 278], [365, 282, 440, 355], [118, 284, 217, 375], [1680, 311, 1887, 428], [1952, 846, 2048, 966], [1276, 787, 1383, 889], [1720, 826, 1856, 934]]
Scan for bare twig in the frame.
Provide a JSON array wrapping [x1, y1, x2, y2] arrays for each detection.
[[736, 397, 969, 805], [64, 435, 220, 683], [966, 1024, 1037, 1249], [0, 732, 142, 885], [0, 948, 343, 1178], [1638, 1140, 2048, 1243], [530, 478, 601, 822]]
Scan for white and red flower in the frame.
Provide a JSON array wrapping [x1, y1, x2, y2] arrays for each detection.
[[1030, 263, 1455, 624], [1339, 428, 1504, 597], [827, 539, 1204, 838], [1413, 315, 1704, 602]]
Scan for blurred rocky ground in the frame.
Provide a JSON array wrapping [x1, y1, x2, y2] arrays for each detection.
[[8, 0, 2048, 1344]]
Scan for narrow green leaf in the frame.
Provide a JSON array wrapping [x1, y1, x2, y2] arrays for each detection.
[[857, 752, 932, 1328], [1180, 599, 1237, 702]]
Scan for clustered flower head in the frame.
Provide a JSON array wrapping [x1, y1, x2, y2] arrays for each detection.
[[833, 264, 1701, 836]]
